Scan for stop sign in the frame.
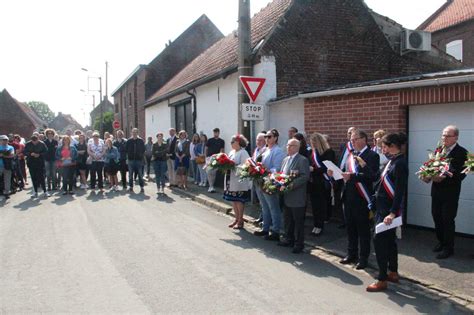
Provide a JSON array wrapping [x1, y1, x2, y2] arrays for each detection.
[[113, 120, 120, 129]]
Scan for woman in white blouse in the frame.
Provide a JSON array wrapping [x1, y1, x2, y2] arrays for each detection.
[[87, 132, 106, 191], [224, 134, 251, 229]]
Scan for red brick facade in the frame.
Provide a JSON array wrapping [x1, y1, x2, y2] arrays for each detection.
[[430, 20, 474, 67], [304, 81, 474, 154]]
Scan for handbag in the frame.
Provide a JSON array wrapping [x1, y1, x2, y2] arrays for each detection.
[[86, 156, 93, 165], [196, 155, 206, 165]]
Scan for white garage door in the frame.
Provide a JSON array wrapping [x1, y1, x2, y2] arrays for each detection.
[[408, 102, 474, 235]]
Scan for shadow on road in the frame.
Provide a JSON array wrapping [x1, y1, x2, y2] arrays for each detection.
[[221, 229, 471, 314], [12, 197, 41, 211], [156, 193, 175, 203]]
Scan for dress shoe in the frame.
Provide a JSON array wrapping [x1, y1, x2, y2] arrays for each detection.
[[253, 230, 269, 237], [264, 233, 280, 241], [339, 256, 357, 265], [292, 247, 304, 254], [366, 281, 387, 292], [387, 272, 400, 283], [277, 240, 294, 247], [355, 260, 368, 270], [432, 243, 443, 252], [436, 250, 453, 259]]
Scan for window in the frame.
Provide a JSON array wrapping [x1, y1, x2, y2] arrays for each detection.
[[446, 40, 463, 61], [172, 98, 193, 137], [115, 103, 119, 113]]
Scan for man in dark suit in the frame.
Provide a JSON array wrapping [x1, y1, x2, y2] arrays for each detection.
[[330, 129, 379, 269], [166, 128, 178, 187], [428, 125, 468, 259], [278, 139, 310, 254]]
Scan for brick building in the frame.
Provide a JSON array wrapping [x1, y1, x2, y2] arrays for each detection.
[[145, 0, 459, 150], [0, 89, 46, 137], [112, 14, 223, 138], [49, 112, 83, 134], [300, 69, 474, 235], [419, 0, 474, 67]]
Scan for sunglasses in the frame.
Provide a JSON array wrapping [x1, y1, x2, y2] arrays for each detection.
[[264, 135, 274, 139]]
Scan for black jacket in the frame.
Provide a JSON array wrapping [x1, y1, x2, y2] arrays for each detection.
[[43, 138, 58, 162], [113, 138, 128, 160], [125, 137, 145, 161], [167, 136, 177, 160], [431, 143, 468, 197], [375, 154, 408, 224], [343, 146, 380, 207], [24, 141, 48, 167], [309, 148, 336, 191]]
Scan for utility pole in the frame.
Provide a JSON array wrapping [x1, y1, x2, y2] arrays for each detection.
[[105, 61, 108, 100], [238, 0, 252, 138]]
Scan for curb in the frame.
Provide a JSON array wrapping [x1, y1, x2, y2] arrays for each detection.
[[169, 187, 473, 311]]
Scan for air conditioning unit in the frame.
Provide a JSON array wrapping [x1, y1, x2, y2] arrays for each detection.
[[401, 29, 431, 53]]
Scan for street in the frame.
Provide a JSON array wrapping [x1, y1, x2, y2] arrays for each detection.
[[0, 186, 469, 314]]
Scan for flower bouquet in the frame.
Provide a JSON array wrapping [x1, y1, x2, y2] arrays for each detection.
[[416, 145, 452, 181], [206, 153, 235, 174], [261, 172, 297, 195], [462, 153, 474, 174], [237, 158, 269, 182]]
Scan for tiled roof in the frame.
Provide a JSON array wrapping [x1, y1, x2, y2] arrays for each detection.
[[0, 89, 46, 127], [146, 0, 293, 104], [420, 0, 474, 32]]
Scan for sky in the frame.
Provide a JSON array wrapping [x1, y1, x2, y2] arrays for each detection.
[[0, 0, 446, 127]]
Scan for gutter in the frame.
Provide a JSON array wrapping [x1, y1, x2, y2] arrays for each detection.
[[298, 74, 474, 99], [144, 66, 238, 108]]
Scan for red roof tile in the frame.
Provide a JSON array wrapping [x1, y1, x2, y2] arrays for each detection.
[[420, 0, 474, 32], [147, 0, 293, 104]]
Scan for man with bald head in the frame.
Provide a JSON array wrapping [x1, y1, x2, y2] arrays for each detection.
[[425, 125, 468, 259], [278, 138, 310, 253]]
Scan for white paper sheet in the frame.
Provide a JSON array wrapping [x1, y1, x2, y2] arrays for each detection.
[[375, 216, 403, 234], [322, 160, 343, 180]]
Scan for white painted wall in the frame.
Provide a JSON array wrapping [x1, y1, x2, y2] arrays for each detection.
[[267, 98, 305, 147], [145, 56, 279, 152], [408, 102, 474, 235], [145, 101, 172, 138]]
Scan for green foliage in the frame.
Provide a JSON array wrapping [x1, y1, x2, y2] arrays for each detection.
[[27, 101, 55, 123], [94, 111, 114, 134]]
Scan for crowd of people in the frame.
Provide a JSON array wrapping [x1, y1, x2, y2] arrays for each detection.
[[0, 124, 469, 293]]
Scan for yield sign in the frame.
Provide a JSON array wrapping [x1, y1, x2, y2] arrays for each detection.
[[239, 76, 266, 103]]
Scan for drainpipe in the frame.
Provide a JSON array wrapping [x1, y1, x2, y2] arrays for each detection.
[[186, 90, 197, 134]]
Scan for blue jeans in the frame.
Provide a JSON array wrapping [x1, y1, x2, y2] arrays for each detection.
[[44, 160, 57, 190], [128, 160, 144, 188], [255, 185, 282, 233], [190, 160, 200, 182], [153, 160, 168, 189]]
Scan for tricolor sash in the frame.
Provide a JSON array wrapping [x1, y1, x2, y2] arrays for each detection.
[[347, 151, 371, 204], [381, 160, 394, 199], [312, 150, 330, 182], [339, 141, 354, 170]]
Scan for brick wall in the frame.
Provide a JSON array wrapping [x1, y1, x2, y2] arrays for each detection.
[[261, 0, 457, 98], [304, 81, 474, 155], [431, 20, 474, 67]]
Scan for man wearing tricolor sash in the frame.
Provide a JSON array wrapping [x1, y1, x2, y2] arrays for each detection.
[[331, 129, 379, 270]]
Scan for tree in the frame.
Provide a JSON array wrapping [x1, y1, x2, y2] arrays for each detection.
[[94, 111, 114, 134], [27, 101, 55, 124]]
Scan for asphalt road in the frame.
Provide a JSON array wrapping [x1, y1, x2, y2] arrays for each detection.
[[0, 185, 469, 314]]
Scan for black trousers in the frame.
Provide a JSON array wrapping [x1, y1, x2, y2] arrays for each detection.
[[90, 162, 104, 189], [119, 159, 128, 187], [29, 165, 46, 193], [310, 185, 330, 229], [283, 205, 306, 249], [374, 228, 398, 281], [431, 193, 459, 251], [343, 202, 371, 261], [61, 166, 75, 192]]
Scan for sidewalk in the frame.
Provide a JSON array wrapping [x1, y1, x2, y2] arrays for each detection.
[[170, 182, 474, 305]]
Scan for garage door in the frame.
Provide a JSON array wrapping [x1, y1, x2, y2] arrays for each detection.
[[408, 102, 474, 235]]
